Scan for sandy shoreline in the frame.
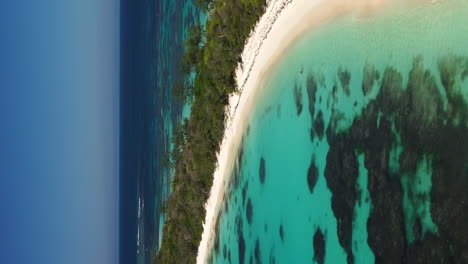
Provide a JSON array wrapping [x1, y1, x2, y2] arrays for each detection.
[[196, 0, 395, 263]]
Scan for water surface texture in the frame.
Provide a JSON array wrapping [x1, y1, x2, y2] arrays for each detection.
[[211, 1, 468, 263], [120, 0, 203, 262]]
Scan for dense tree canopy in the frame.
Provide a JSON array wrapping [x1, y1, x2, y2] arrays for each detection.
[[156, 0, 267, 263]]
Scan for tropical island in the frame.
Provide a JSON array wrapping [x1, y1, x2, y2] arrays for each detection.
[[157, 0, 468, 263], [157, 0, 267, 263], [158, 1, 387, 262]]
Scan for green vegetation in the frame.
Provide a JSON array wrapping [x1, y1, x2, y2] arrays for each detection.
[[156, 0, 267, 263]]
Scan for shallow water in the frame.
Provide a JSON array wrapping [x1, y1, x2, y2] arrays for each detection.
[[210, 1, 468, 263]]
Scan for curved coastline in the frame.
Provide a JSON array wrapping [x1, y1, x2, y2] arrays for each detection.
[[196, 0, 403, 263]]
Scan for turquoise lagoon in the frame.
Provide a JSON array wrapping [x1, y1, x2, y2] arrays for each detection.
[[210, 1, 468, 264]]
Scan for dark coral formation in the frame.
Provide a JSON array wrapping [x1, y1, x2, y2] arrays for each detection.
[[237, 214, 246, 264], [269, 246, 276, 264], [270, 255, 276, 264], [313, 228, 326, 264], [294, 81, 303, 116], [254, 238, 262, 264], [307, 159, 319, 193], [306, 74, 318, 117], [313, 110, 325, 140], [338, 66, 351, 96], [323, 55, 468, 264], [362, 63, 380, 95], [378, 66, 403, 115], [307, 72, 325, 141], [324, 132, 358, 264], [348, 100, 405, 264], [242, 182, 248, 206], [404, 232, 454, 263], [246, 198, 253, 224], [279, 224, 284, 241], [430, 55, 468, 262], [259, 157, 266, 184]]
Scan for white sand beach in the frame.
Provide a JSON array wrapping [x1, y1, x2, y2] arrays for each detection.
[[196, 0, 400, 263]]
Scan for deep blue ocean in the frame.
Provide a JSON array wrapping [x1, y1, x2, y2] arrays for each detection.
[[120, 0, 203, 263]]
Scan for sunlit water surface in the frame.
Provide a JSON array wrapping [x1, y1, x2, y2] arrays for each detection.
[[210, 1, 468, 263]]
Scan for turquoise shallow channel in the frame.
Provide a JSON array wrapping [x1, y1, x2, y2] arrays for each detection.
[[210, 1, 468, 264]]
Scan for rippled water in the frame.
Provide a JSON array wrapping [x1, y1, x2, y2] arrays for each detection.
[[210, 1, 468, 263], [120, 0, 204, 262]]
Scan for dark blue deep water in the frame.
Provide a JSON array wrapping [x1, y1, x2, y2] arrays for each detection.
[[120, 0, 203, 263]]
